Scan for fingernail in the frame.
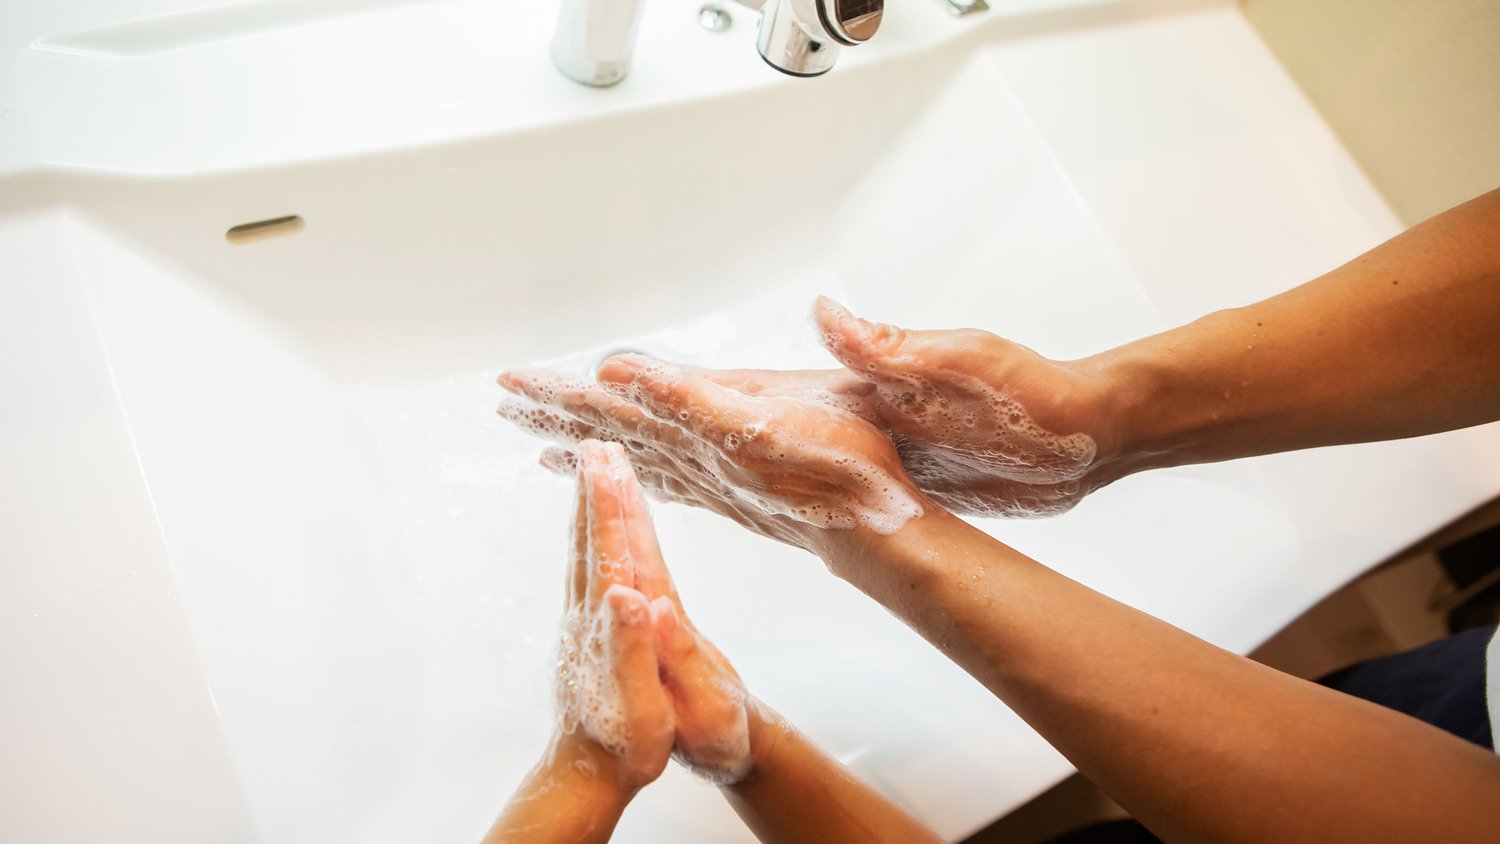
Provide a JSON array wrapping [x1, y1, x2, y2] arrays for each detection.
[[588, 439, 629, 483], [603, 441, 632, 471], [841, 305, 875, 336], [648, 596, 674, 622], [596, 354, 650, 384], [815, 295, 850, 321], [607, 585, 648, 624], [578, 439, 607, 465], [649, 599, 676, 635], [619, 600, 646, 625], [814, 297, 870, 346]]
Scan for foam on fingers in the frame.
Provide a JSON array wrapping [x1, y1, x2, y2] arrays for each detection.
[[599, 355, 927, 535], [598, 356, 695, 423], [812, 300, 1099, 515], [497, 397, 603, 446], [541, 447, 579, 475], [617, 474, 675, 603], [600, 356, 764, 443], [553, 606, 631, 756], [551, 586, 663, 762], [813, 296, 899, 370], [594, 442, 669, 587], [567, 456, 594, 590], [603, 586, 659, 707], [499, 368, 594, 405], [870, 366, 1096, 487], [581, 441, 635, 605]]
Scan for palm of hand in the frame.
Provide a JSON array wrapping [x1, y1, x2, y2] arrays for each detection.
[[698, 299, 1117, 517], [500, 299, 1114, 524], [500, 354, 927, 546]]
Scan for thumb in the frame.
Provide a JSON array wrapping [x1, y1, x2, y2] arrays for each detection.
[[650, 597, 699, 683], [814, 296, 949, 382], [604, 585, 664, 700], [814, 296, 1025, 384]]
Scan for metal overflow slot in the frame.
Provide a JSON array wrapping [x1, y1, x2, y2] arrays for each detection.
[[225, 214, 305, 244]]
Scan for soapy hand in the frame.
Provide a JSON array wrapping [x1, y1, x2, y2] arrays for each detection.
[[551, 440, 676, 793], [501, 298, 1119, 521], [698, 298, 1122, 517], [600, 450, 756, 783], [499, 355, 927, 549]]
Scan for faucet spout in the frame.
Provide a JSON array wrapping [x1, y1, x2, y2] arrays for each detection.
[[756, 0, 839, 77], [550, 0, 644, 87]]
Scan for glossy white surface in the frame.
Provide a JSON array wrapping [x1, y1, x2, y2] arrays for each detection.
[[3, 1, 1498, 842]]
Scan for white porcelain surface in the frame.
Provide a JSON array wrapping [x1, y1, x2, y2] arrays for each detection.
[[3, 1, 1498, 842]]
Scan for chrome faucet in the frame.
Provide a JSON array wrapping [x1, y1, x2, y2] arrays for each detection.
[[551, 0, 883, 86]]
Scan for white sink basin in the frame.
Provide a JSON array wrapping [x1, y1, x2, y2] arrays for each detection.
[[4, 1, 1498, 842]]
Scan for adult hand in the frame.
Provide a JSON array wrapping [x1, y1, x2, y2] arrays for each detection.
[[696, 298, 1128, 517], [500, 298, 1130, 520], [498, 355, 927, 550]]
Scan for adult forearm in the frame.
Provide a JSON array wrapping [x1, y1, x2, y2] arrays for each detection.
[[722, 700, 941, 844], [1092, 187, 1500, 472], [821, 512, 1500, 842]]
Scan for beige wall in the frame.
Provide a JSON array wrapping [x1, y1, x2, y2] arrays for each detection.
[[1243, 0, 1500, 226]]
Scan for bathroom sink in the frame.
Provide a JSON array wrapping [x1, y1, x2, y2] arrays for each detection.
[[4, 1, 1498, 842]]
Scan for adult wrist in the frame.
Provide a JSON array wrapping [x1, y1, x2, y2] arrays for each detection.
[[811, 506, 962, 607], [1082, 336, 1186, 477]]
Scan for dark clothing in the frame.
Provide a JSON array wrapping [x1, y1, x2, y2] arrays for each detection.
[[1318, 623, 1496, 750]]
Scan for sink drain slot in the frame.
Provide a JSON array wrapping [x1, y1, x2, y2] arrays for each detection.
[[226, 214, 304, 244]]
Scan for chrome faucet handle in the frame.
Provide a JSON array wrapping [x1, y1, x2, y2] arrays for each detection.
[[745, 0, 881, 77], [752, 0, 839, 77], [823, 0, 884, 43], [699, 0, 734, 32]]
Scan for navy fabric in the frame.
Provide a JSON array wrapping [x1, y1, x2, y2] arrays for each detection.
[[1318, 624, 1497, 750]]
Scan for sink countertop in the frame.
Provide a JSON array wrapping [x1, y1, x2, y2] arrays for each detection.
[[3, 1, 1499, 843]]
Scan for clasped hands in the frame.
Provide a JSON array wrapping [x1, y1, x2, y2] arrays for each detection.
[[548, 440, 756, 797], [491, 438, 944, 844]]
